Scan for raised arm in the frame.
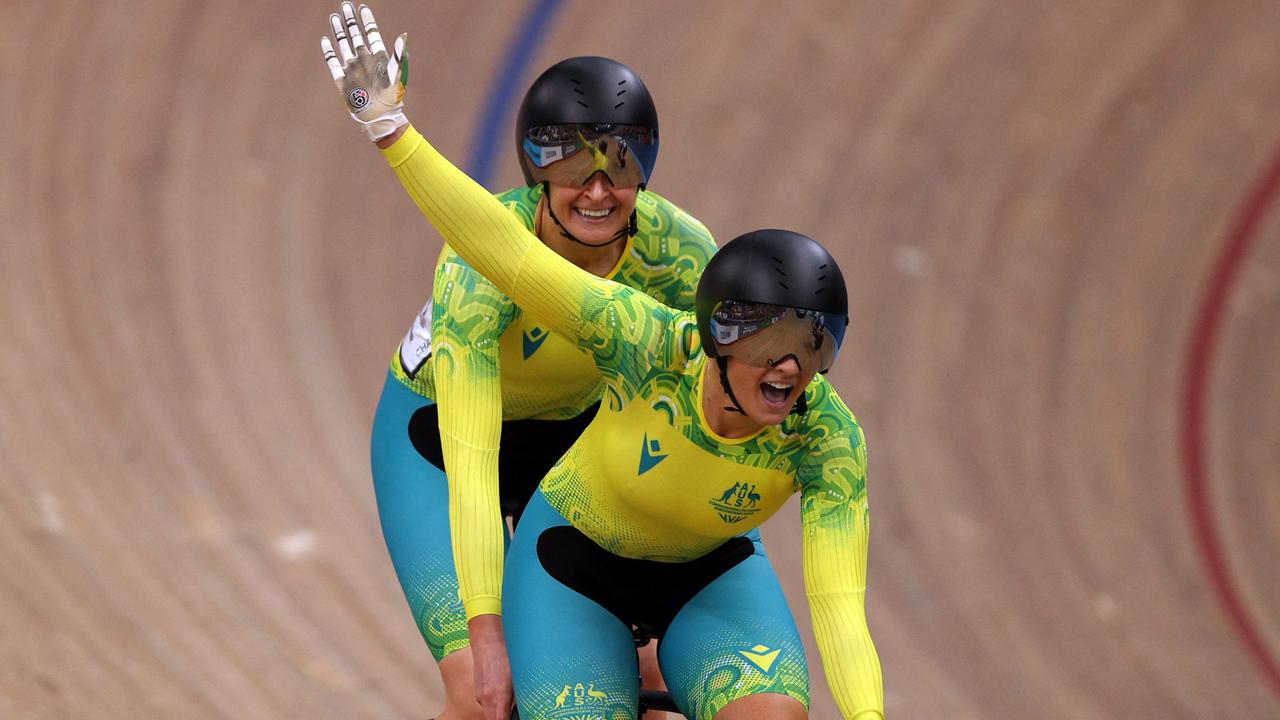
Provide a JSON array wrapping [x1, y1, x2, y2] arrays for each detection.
[[383, 127, 684, 382], [389, 128, 627, 338], [798, 424, 885, 719], [321, 3, 675, 375]]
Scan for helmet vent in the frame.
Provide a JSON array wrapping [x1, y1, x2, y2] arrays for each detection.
[[570, 78, 588, 107]]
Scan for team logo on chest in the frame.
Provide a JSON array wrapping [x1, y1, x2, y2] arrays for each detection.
[[522, 326, 549, 359], [710, 482, 763, 524], [638, 433, 668, 475]]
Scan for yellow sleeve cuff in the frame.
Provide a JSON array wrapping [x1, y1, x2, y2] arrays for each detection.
[[464, 595, 503, 620], [381, 125, 425, 167]]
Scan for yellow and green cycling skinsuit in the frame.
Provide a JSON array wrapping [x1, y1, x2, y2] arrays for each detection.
[[370, 182, 716, 661], [382, 126, 883, 719]]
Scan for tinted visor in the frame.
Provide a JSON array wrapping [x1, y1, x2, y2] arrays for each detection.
[[522, 124, 658, 187], [709, 300, 847, 373]]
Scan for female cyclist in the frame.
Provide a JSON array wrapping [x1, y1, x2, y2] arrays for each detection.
[[325, 6, 719, 718]]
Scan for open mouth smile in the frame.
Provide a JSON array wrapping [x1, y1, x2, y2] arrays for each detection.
[[759, 381, 794, 407], [574, 207, 614, 221]]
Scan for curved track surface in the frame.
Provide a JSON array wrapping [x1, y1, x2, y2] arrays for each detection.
[[4, 1, 1278, 717]]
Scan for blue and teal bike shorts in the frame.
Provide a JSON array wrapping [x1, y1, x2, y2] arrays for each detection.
[[503, 489, 810, 720], [369, 370, 597, 661]]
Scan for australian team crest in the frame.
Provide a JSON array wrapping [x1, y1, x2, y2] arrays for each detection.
[[709, 481, 763, 524]]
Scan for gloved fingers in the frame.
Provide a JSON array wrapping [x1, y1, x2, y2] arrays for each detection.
[[329, 12, 355, 64], [359, 4, 385, 56], [394, 32, 409, 87], [320, 36, 345, 85], [342, 2, 368, 56], [320, 1, 408, 140]]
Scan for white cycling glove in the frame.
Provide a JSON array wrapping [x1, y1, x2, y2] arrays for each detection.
[[321, 2, 409, 141]]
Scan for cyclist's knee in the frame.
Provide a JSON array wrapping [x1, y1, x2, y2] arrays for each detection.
[[435, 703, 485, 720], [434, 684, 485, 720], [437, 649, 485, 720], [713, 692, 806, 720]]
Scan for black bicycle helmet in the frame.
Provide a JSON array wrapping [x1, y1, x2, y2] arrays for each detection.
[[695, 229, 850, 414], [515, 56, 659, 187]]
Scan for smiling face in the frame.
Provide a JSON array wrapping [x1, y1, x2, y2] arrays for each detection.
[[723, 354, 817, 426], [545, 172, 639, 246]]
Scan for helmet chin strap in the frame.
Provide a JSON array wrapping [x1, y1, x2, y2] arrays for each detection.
[[792, 390, 808, 416], [543, 181, 636, 248], [716, 356, 747, 414]]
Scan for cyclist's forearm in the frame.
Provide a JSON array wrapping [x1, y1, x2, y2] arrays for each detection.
[[436, 364, 504, 616], [432, 268, 510, 617], [438, 392, 505, 618], [430, 260, 509, 614], [807, 590, 884, 718], [801, 448, 882, 717]]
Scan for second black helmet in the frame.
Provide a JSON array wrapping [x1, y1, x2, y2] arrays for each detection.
[[515, 56, 659, 188], [695, 229, 850, 374]]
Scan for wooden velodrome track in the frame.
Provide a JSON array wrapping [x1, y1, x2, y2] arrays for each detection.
[[4, 0, 1278, 717]]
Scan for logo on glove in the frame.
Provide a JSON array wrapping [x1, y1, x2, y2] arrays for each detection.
[[348, 87, 370, 110]]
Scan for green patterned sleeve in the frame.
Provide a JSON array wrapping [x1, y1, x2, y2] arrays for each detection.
[[631, 191, 717, 311], [797, 423, 885, 718], [431, 252, 518, 618], [666, 203, 717, 311]]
